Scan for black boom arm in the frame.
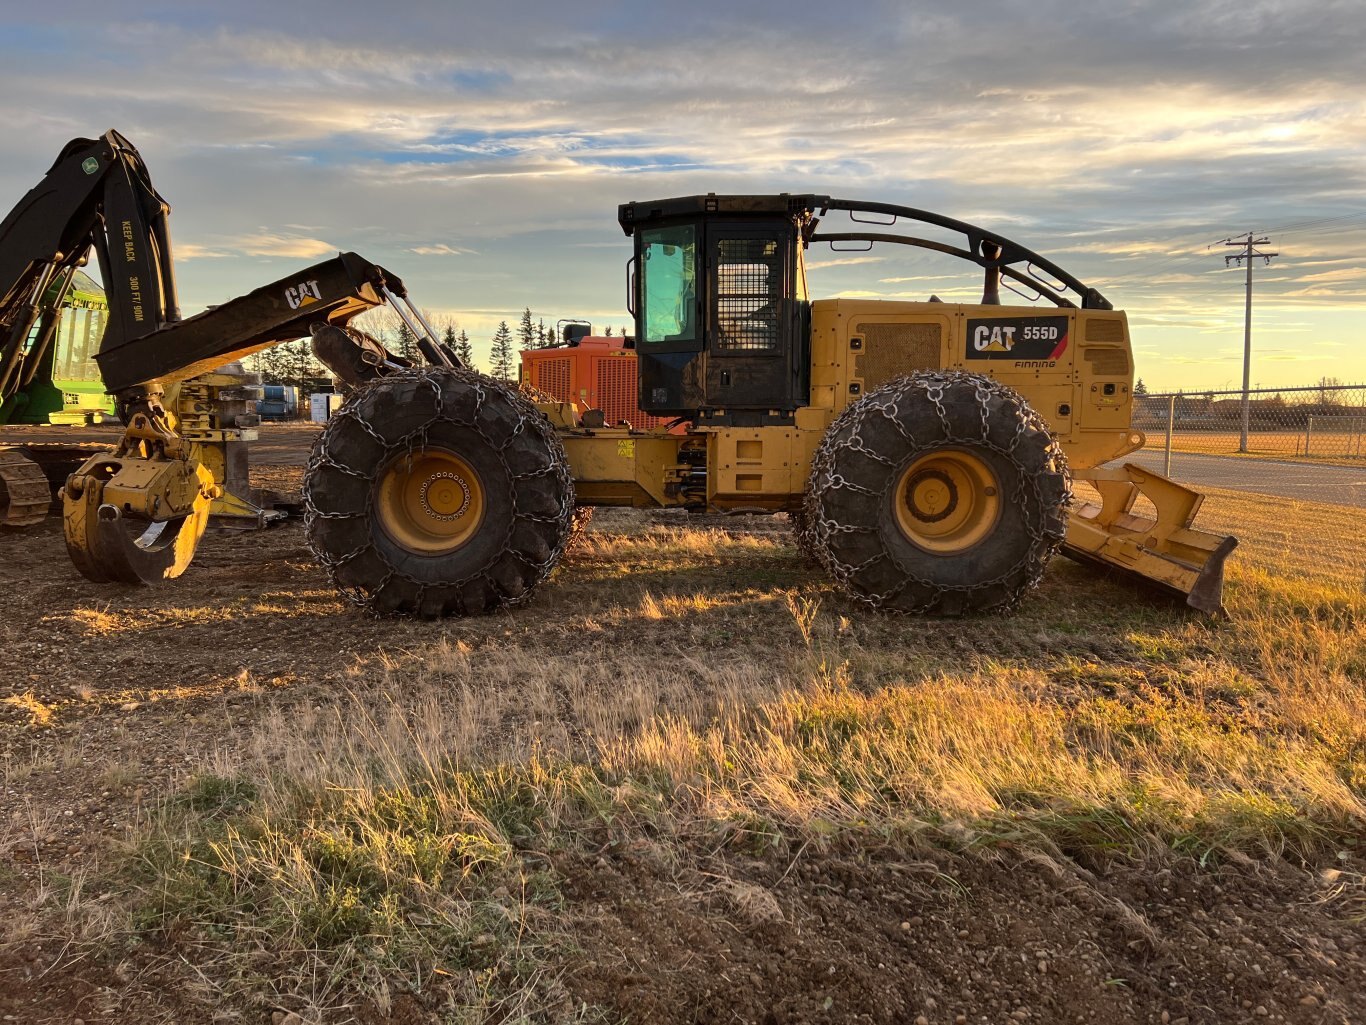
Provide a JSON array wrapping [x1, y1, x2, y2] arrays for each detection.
[[0, 130, 453, 403], [0, 130, 182, 401]]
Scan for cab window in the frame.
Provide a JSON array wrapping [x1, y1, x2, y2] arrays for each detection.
[[640, 226, 697, 344]]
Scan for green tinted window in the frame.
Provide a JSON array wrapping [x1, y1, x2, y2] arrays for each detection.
[[641, 225, 697, 344]]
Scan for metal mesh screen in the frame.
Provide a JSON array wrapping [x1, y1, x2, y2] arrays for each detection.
[[1084, 346, 1130, 376], [1134, 383, 1366, 463], [715, 238, 780, 352], [591, 357, 652, 428], [1084, 317, 1126, 343], [853, 323, 941, 387]]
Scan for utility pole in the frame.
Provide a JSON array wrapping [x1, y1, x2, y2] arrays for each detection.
[[1217, 233, 1277, 453]]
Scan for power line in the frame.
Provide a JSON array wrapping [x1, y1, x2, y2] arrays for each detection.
[[1257, 211, 1366, 235], [1213, 233, 1278, 453]]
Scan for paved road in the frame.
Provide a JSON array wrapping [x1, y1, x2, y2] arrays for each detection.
[[1122, 450, 1366, 509]]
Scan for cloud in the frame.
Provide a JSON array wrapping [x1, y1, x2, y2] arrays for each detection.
[[1297, 267, 1366, 283], [175, 243, 230, 260], [805, 255, 884, 269], [409, 243, 474, 256], [235, 234, 337, 259]]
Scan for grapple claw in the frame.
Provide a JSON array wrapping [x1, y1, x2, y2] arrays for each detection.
[[63, 456, 216, 584]]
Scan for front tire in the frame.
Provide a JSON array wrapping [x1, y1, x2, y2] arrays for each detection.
[[303, 367, 574, 617], [803, 371, 1069, 615]]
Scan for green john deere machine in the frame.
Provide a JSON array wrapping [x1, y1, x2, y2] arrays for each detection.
[[0, 269, 114, 426]]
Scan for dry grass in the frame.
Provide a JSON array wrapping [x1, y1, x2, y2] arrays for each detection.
[[1140, 429, 1366, 464], [1, 692, 56, 727], [1193, 486, 1366, 588], [67, 498, 1366, 1017]]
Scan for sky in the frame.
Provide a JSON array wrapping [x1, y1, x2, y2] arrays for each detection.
[[3, 0, 1363, 392]]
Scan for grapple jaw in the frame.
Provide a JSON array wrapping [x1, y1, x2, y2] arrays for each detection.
[[63, 460, 216, 583], [1062, 464, 1238, 614], [61, 403, 219, 584], [63, 454, 217, 583]]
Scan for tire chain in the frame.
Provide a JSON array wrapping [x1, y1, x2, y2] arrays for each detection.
[[516, 380, 597, 554], [303, 365, 574, 614], [799, 369, 1071, 614], [564, 504, 595, 554]]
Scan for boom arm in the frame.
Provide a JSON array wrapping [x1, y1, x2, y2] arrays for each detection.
[[0, 131, 174, 400], [0, 129, 456, 586]]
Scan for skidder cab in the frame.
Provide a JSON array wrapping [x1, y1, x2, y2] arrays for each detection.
[[627, 198, 810, 422]]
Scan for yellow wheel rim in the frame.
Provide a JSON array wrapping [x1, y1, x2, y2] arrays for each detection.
[[893, 449, 1001, 554], [375, 450, 486, 555]]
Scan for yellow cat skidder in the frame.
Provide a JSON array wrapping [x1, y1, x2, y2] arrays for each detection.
[[304, 195, 1234, 616]]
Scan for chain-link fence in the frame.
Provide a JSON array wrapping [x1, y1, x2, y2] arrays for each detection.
[[1134, 384, 1366, 466], [1126, 384, 1364, 591]]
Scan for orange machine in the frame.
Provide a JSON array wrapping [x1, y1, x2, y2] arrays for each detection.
[[521, 335, 677, 431]]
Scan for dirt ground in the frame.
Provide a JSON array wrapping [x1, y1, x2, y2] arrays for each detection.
[[560, 843, 1362, 1025], [0, 424, 1363, 1024]]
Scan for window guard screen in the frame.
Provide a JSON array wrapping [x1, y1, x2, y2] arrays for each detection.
[[715, 237, 781, 352]]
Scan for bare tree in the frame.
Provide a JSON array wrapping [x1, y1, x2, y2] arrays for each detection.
[[1317, 376, 1344, 404]]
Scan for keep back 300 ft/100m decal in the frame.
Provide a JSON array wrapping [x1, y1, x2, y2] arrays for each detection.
[[966, 316, 1070, 364]]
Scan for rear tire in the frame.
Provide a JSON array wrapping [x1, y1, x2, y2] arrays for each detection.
[[304, 367, 574, 617], [803, 370, 1069, 614]]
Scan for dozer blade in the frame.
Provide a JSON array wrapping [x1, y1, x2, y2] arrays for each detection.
[[63, 457, 217, 584], [0, 448, 53, 528], [1062, 463, 1238, 614]]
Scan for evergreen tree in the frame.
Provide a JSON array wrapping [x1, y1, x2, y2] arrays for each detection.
[[394, 321, 418, 362], [254, 338, 323, 398], [604, 325, 614, 336], [490, 321, 515, 381], [455, 329, 474, 368], [518, 307, 536, 352], [442, 325, 461, 366], [537, 318, 548, 348], [1134, 378, 1148, 396]]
